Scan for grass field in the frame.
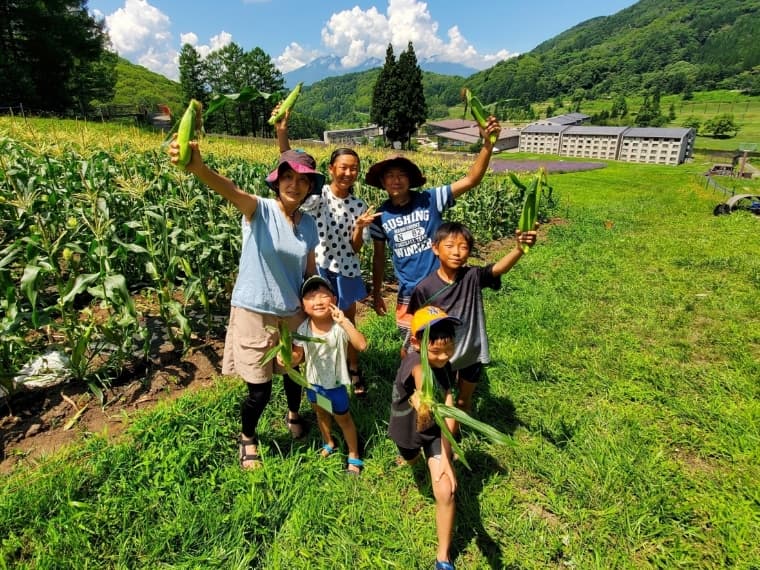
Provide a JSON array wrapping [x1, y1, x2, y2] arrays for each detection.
[[1, 137, 758, 568]]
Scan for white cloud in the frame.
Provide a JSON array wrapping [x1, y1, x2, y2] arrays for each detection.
[[275, 43, 322, 74], [178, 30, 232, 59], [101, 0, 179, 78], [96, 0, 515, 80], [315, 0, 516, 72], [105, 0, 170, 55], [99, 0, 235, 80]]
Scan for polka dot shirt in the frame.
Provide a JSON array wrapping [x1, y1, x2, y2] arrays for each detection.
[[302, 185, 368, 278]]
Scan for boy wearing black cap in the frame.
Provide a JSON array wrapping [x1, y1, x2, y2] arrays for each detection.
[[389, 306, 462, 570], [366, 116, 502, 356], [285, 275, 367, 474]]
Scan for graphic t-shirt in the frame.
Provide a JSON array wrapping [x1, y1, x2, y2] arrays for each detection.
[[369, 186, 454, 302], [408, 265, 501, 370]]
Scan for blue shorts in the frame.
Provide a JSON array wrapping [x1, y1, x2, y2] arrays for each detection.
[[306, 384, 351, 415], [317, 267, 367, 311]]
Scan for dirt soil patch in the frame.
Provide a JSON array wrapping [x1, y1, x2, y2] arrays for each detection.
[[0, 336, 226, 474]]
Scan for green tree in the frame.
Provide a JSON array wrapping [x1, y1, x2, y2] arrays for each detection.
[[371, 44, 400, 145], [703, 113, 740, 138], [571, 88, 585, 112], [202, 43, 283, 136], [178, 44, 206, 105], [393, 41, 427, 148], [610, 95, 628, 118], [682, 116, 701, 133], [0, 0, 116, 113]]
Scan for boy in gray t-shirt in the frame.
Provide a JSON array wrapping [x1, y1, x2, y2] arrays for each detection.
[[408, 222, 537, 416]]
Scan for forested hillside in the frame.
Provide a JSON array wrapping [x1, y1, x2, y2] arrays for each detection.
[[295, 69, 466, 128], [467, 0, 760, 104], [108, 0, 760, 130], [108, 58, 183, 114]]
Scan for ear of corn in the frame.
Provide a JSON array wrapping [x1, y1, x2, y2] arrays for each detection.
[[461, 87, 497, 145], [268, 82, 304, 126], [259, 321, 325, 390], [175, 99, 203, 169], [515, 168, 547, 253]]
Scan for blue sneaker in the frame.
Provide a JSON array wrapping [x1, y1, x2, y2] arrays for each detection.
[[435, 561, 455, 570]]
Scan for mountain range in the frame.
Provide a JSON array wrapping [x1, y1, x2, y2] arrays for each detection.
[[284, 55, 477, 88]]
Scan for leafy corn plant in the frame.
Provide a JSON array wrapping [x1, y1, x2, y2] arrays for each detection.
[[417, 326, 512, 469]]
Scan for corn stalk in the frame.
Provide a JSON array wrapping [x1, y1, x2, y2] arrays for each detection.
[[417, 326, 512, 469], [259, 321, 325, 389]]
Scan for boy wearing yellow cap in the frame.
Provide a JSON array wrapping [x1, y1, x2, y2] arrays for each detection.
[[388, 306, 463, 570]]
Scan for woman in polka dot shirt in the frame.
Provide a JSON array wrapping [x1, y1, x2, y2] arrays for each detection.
[[275, 107, 378, 398]]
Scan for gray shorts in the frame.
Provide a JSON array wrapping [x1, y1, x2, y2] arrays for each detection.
[[221, 306, 305, 384]]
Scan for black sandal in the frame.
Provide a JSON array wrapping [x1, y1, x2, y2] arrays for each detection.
[[238, 435, 262, 470], [285, 414, 308, 440], [349, 369, 367, 399]]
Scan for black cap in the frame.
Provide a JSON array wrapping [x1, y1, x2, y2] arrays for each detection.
[[300, 275, 335, 298]]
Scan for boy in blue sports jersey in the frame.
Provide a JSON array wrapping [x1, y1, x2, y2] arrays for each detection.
[[367, 116, 502, 355]]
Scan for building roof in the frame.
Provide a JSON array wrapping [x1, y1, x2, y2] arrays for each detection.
[[563, 126, 629, 136], [521, 124, 568, 134], [541, 112, 590, 125], [436, 126, 521, 143], [426, 119, 476, 131], [623, 127, 693, 139], [436, 130, 480, 144]]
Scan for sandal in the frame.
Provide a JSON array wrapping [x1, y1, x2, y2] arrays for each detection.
[[238, 435, 262, 470], [285, 413, 307, 440], [346, 457, 364, 475], [321, 443, 336, 457], [349, 369, 367, 399]]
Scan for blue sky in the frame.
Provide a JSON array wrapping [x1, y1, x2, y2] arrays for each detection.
[[88, 0, 639, 80]]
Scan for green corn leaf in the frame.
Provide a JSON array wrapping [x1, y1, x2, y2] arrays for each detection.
[[433, 407, 470, 470], [292, 331, 326, 343], [260, 345, 282, 366], [418, 323, 512, 469], [203, 86, 273, 120], [60, 273, 99, 305], [419, 326, 437, 406], [282, 365, 311, 390], [433, 404, 513, 447]]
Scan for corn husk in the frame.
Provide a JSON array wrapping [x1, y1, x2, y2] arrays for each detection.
[[259, 322, 325, 389], [417, 327, 513, 470]]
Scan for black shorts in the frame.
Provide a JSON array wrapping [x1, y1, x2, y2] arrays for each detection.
[[456, 362, 483, 384], [396, 437, 442, 461]]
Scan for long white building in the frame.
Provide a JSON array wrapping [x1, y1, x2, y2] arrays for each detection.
[[519, 120, 695, 166]]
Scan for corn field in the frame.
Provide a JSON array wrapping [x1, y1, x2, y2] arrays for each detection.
[[0, 117, 554, 397]]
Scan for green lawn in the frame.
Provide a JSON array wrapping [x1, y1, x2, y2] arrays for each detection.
[[1, 155, 759, 569]]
